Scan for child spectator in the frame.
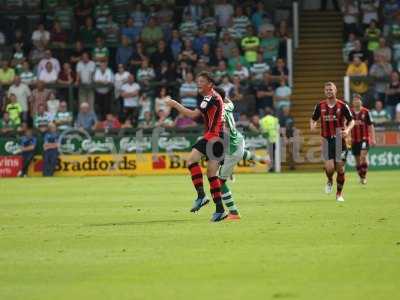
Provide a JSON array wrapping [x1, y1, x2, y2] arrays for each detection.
[[34, 103, 51, 133], [6, 94, 22, 128], [54, 101, 73, 131], [101, 113, 121, 130]]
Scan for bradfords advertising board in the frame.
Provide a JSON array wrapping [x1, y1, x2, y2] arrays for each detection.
[[347, 147, 400, 170], [0, 156, 22, 177]]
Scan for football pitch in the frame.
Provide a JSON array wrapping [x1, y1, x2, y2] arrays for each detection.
[[1, 171, 399, 300]]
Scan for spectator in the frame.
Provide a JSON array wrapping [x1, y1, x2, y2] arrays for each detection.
[[375, 38, 392, 63], [214, 60, 229, 84], [141, 17, 163, 54], [121, 17, 141, 43], [174, 113, 197, 129], [6, 94, 23, 128], [75, 102, 98, 131], [199, 44, 214, 66], [8, 76, 31, 121], [11, 43, 25, 74], [250, 52, 270, 81], [342, 0, 360, 36], [200, 7, 217, 41], [129, 41, 147, 74], [50, 20, 68, 48], [19, 128, 37, 177], [218, 31, 237, 59], [346, 56, 369, 94], [348, 40, 369, 63], [120, 74, 140, 125], [130, 3, 147, 30], [58, 62, 75, 85], [138, 93, 151, 122], [0, 60, 16, 85], [279, 105, 295, 170], [69, 41, 85, 69], [31, 23, 50, 47], [94, 0, 111, 32], [79, 17, 99, 45], [360, 0, 379, 28], [30, 81, 51, 117], [155, 110, 174, 128], [92, 36, 110, 65], [183, 0, 203, 22], [241, 25, 260, 64], [29, 42, 47, 66], [0, 111, 18, 133], [103, 15, 120, 45], [101, 113, 121, 130], [364, 20, 381, 51], [385, 71, 400, 120], [178, 40, 198, 66], [156, 61, 177, 83], [114, 64, 130, 104], [251, 2, 272, 32], [371, 99, 390, 124], [369, 53, 392, 100], [170, 30, 183, 60], [46, 92, 60, 121], [194, 59, 210, 74], [255, 72, 275, 114], [260, 108, 279, 172], [138, 111, 153, 129], [155, 86, 171, 116], [180, 12, 198, 42], [38, 62, 58, 84], [42, 123, 59, 177], [229, 75, 248, 117], [228, 47, 247, 72], [274, 78, 292, 112], [93, 61, 114, 119], [38, 50, 61, 76], [20, 61, 37, 86], [54, 101, 73, 131], [54, 0, 74, 31], [158, 4, 174, 40], [193, 29, 211, 55], [34, 103, 51, 133], [259, 24, 280, 64], [231, 63, 249, 80], [271, 58, 289, 83], [179, 72, 198, 109], [116, 36, 133, 67], [76, 52, 96, 107], [232, 6, 251, 40], [382, 0, 400, 36], [75, 0, 94, 28], [214, 0, 234, 28], [136, 58, 156, 89], [150, 40, 173, 72], [219, 75, 234, 98]]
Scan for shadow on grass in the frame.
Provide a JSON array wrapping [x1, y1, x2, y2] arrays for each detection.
[[86, 219, 192, 227]]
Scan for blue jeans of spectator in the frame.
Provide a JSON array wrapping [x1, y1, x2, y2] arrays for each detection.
[[21, 151, 35, 176], [43, 149, 59, 177], [386, 105, 396, 120]]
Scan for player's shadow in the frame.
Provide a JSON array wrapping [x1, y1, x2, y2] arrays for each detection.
[[87, 219, 191, 227]]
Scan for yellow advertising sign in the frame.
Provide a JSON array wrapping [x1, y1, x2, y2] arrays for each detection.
[[28, 151, 269, 177]]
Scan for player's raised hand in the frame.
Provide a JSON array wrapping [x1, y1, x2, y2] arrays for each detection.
[[164, 97, 178, 108]]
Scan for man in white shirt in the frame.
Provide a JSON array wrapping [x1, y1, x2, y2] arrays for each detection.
[[7, 76, 31, 122], [94, 61, 114, 120], [120, 74, 141, 125], [38, 62, 58, 83], [31, 23, 50, 47], [76, 52, 96, 109], [37, 50, 61, 76]]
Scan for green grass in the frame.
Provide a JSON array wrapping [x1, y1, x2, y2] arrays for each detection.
[[0, 171, 399, 300]]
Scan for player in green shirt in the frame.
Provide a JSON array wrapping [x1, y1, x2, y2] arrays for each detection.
[[215, 87, 268, 220]]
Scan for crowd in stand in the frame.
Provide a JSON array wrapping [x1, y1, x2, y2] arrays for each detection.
[[342, 0, 400, 124], [0, 0, 293, 136]]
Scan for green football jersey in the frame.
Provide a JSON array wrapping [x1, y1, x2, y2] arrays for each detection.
[[224, 101, 243, 155]]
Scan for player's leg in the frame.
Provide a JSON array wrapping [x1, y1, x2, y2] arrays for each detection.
[[355, 155, 362, 179], [219, 154, 241, 219], [187, 147, 209, 212], [243, 149, 269, 164], [352, 142, 363, 181], [335, 160, 346, 202], [207, 159, 227, 221], [324, 159, 335, 193], [359, 148, 369, 184]]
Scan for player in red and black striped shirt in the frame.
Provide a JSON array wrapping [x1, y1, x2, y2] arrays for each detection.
[[350, 94, 376, 185], [310, 82, 355, 202], [166, 71, 227, 222]]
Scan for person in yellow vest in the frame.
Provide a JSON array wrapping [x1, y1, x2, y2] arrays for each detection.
[[260, 108, 279, 172], [346, 56, 369, 94]]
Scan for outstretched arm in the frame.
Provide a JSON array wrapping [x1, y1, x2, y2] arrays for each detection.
[[165, 97, 202, 119]]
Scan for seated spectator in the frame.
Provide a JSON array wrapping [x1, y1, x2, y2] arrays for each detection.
[[129, 41, 147, 74], [214, 0, 234, 28], [20, 61, 37, 86], [0, 112, 18, 133], [219, 75, 234, 100], [79, 17, 99, 46], [385, 71, 400, 120], [75, 102, 98, 131], [241, 25, 260, 64], [0, 60, 16, 85], [158, 3, 174, 40], [179, 12, 198, 42], [346, 56, 369, 95], [342, 0, 360, 36], [19, 128, 37, 177], [218, 31, 237, 60], [194, 59, 210, 75], [29, 42, 47, 67], [348, 40, 370, 63], [249, 114, 261, 133], [255, 72, 274, 114], [50, 20, 68, 48], [93, 62, 114, 119], [364, 20, 381, 51], [229, 75, 248, 118], [214, 60, 229, 84], [250, 52, 270, 81], [382, 0, 400, 36], [69, 41, 85, 69], [193, 29, 211, 56], [30, 81, 51, 116], [170, 30, 183, 60], [375, 38, 392, 63], [120, 74, 140, 125], [228, 48, 248, 73], [32, 23, 50, 47], [271, 58, 289, 83], [178, 40, 198, 66], [251, 1, 272, 32], [274, 78, 292, 111], [138, 111, 153, 129], [7, 76, 31, 121], [103, 15, 120, 45], [369, 53, 392, 100], [232, 6, 251, 40], [58, 62, 76, 85], [75, 0, 93, 28], [176, 61, 192, 82], [371, 99, 391, 124], [199, 44, 214, 66], [121, 17, 141, 43], [116, 36, 133, 67], [5, 94, 22, 128], [155, 86, 171, 116], [46, 92, 60, 121], [174, 113, 197, 129], [156, 61, 177, 83], [155, 110, 174, 128], [11, 43, 25, 74], [54, 101, 73, 131], [38, 62, 58, 84], [92, 36, 110, 65], [42, 123, 59, 177], [231, 63, 249, 80], [101, 113, 121, 130], [141, 17, 163, 54], [34, 103, 51, 133], [129, 3, 147, 30], [179, 72, 198, 109], [53, 0, 74, 31], [150, 40, 173, 72], [343, 33, 357, 63], [94, 0, 111, 32], [259, 24, 279, 64], [360, 0, 379, 29], [138, 93, 151, 122], [200, 7, 217, 42], [136, 58, 156, 89], [38, 49, 61, 76]]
